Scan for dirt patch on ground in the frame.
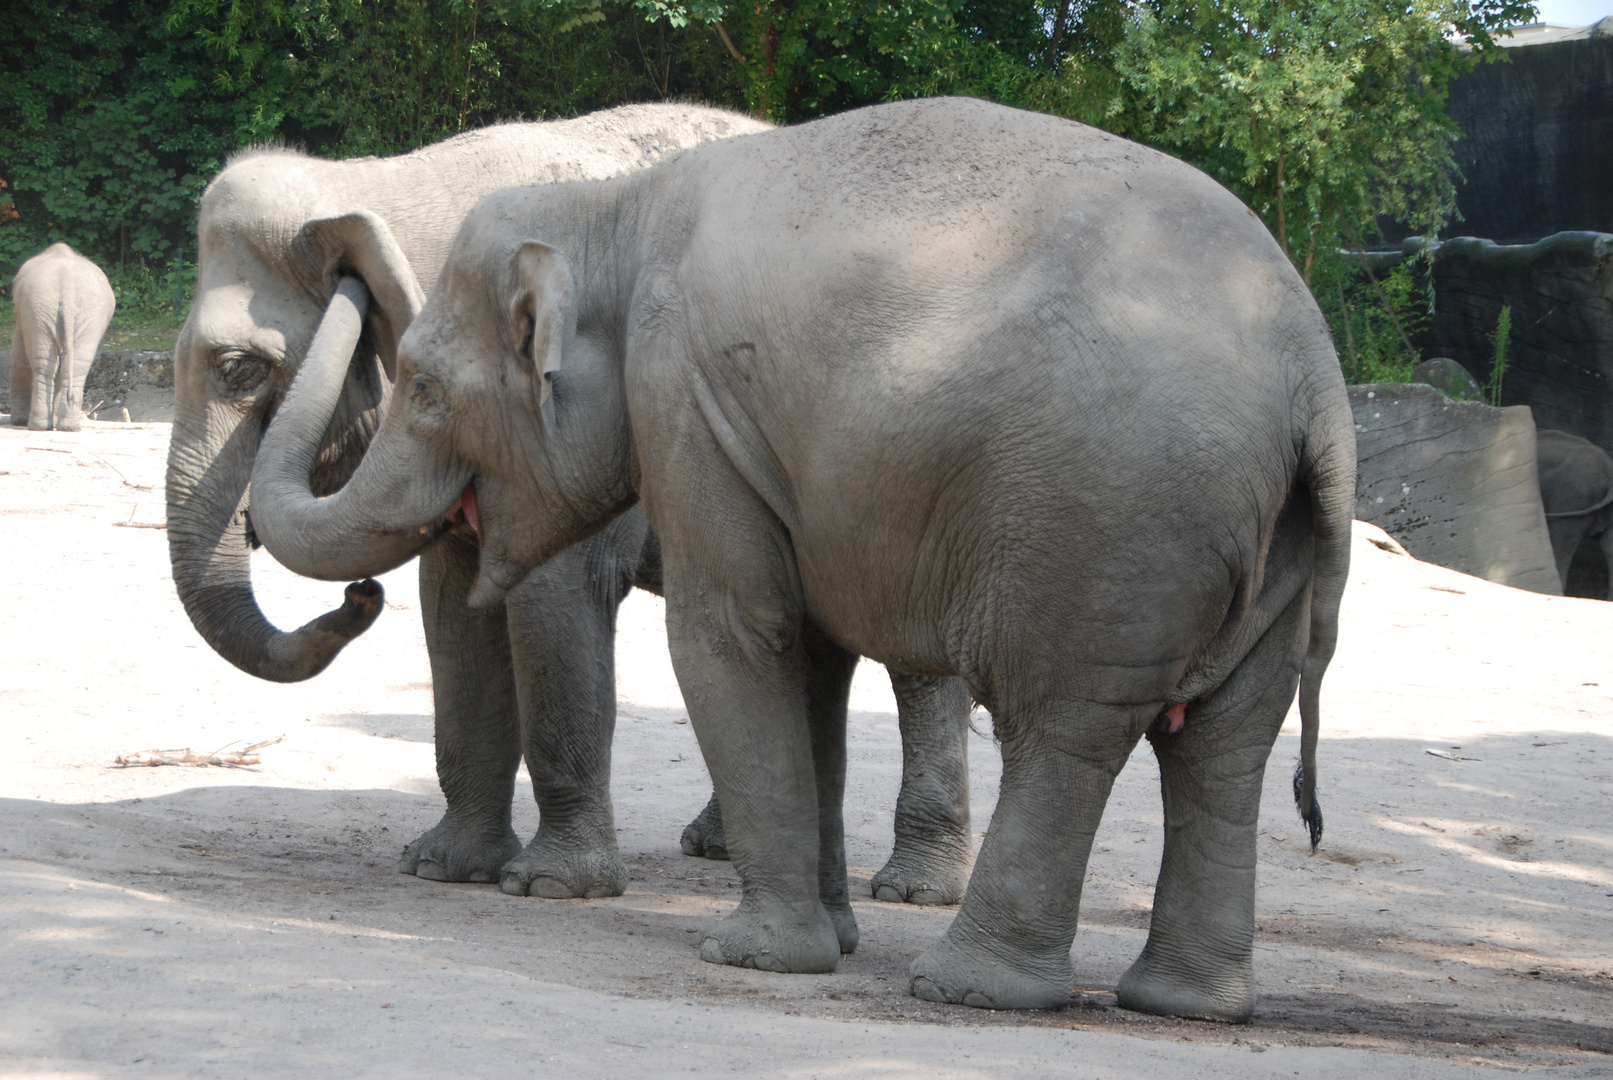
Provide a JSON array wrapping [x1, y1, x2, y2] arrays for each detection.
[[1, 423, 1610, 1078]]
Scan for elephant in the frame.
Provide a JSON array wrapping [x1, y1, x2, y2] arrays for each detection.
[[166, 103, 974, 905], [9, 243, 115, 431], [1537, 429, 1613, 599], [246, 97, 1354, 1020]]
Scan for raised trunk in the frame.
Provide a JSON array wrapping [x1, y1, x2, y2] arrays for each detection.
[[249, 277, 467, 581]]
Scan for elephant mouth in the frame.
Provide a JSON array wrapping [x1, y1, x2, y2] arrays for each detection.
[[445, 482, 480, 537]]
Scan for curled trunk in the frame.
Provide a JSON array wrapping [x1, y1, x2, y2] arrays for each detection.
[[249, 276, 465, 582], [166, 403, 384, 682], [165, 285, 391, 683]]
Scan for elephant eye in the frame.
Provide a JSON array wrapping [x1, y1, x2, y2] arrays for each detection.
[[211, 349, 275, 396]]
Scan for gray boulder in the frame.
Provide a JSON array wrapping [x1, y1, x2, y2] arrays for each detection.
[[1351, 383, 1560, 594]]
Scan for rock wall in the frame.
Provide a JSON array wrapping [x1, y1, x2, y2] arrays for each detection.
[[1351, 383, 1560, 594], [1413, 232, 1613, 449], [1443, 20, 1613, 244]]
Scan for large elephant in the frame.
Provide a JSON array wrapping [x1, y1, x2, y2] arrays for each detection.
[[9, 243, 115, 431], [1537, 429, 1613, 599], [167, 103, 972, 905], [248, 98, 1354, 1020]]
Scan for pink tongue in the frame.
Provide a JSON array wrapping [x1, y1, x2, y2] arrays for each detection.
[[1165, 703, 1187, 734], [448, 486, 480, 535]]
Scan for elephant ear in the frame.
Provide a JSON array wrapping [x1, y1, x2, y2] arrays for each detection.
[[512, 241, 577, 436], [291, 210, 426, 380]]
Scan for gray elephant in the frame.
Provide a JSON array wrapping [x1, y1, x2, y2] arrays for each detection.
[[9, 243, 115, 431], [248, 97, 1353, 1020], [167, 104, 972, 905], [1537, 429, 1613, 599]]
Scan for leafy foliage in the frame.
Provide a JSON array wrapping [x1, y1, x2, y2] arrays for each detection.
[[1312, 253, 1426, 384]]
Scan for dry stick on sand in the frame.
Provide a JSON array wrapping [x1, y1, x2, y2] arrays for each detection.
[[115, 735, 285, 769]]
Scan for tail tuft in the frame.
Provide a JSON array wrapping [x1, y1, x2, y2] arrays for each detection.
[[1292, 761, 1323, 851]]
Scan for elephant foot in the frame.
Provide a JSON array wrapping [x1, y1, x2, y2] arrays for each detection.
[[908, 933, 1073, 1010], [698, 898, 841, 974], [825, 900, 860, 954], [397, 815, 521, 884], [499, 831, 627, 899], [870, 846, 969, 906], [1116, 948, 1254, 1023], [679, 792, 729, 860]]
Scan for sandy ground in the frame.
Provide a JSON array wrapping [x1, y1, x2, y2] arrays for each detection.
[[1, 420, 1610, 1079]]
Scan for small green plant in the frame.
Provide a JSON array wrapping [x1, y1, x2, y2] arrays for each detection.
[[1314, 252, 1425, 385], [1487, 305, 1511, 407]]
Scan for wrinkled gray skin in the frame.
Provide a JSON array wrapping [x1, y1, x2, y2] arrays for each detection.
[[249, 98, 1354, 1019], [166, 103, 971, 904], [1537, 429, 1613, 599], [9, 244, 115, 431]]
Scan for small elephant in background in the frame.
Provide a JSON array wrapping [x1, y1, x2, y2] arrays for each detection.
[[1537, 429, 1613, 599], [9, 243, 115, 431]]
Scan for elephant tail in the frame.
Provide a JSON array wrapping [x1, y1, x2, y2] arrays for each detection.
[[1293, 394, 1355, 852]]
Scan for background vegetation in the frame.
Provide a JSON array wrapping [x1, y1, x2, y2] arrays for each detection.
[[2, 0, 1536, 378]]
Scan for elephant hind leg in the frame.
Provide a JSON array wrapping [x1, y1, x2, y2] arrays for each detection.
[[909, 697, 1151, 1010], [8, 326, 28, 426], [1116, 589, 1309, 1023], [872, 673, 973, 905]]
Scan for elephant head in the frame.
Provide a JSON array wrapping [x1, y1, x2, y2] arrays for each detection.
[[165, 182, 430, 682], [248, 224, 635, 611]]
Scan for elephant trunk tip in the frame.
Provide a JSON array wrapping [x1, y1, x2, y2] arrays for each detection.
[[320, 578, 386, 640]]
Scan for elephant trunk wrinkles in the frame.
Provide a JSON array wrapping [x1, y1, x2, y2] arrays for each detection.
[[250, 276, 464, 582], [166, 397, 383, 683]]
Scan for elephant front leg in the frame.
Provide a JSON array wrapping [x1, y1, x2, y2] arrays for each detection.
[[909, 700, 1147, 1009], [872, 674, 972, 905], [1116, 594, 1307, 1023], [498, 532, 635, 899], [399, 533, 522, 882]]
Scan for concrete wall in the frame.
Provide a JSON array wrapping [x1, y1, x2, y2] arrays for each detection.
[[1413, 232, 1613, 449], [1351, 383, 1560, 593], [1443, 20, 1613, 244]]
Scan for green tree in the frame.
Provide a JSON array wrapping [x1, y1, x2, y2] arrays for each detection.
[[0, 0, 267, 284], [1087, 0, 1532, 281]]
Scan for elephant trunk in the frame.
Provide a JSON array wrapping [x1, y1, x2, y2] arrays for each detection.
[[249, 276, 465, 582], [166, 405, 384, 682], [165, 291, 385, 683]]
